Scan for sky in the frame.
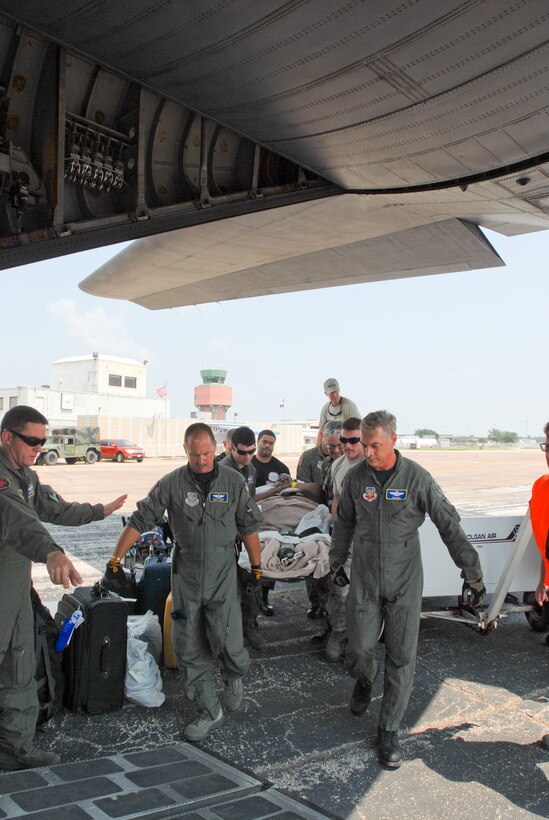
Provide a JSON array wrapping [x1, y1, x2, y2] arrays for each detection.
[[1, 227, 547, 438]]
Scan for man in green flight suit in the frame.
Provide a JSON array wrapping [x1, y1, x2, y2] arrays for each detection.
[[330, 410, 485, 769], [0, 405, 127, 771], [111, 422, 263, 741]]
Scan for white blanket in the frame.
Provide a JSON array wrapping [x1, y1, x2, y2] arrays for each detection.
[[258, 530, 331, 580]]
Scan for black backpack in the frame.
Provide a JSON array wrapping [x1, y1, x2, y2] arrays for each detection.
[[31, 585, 65, 726]]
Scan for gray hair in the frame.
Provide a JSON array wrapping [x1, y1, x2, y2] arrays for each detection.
[[361, 410, 397, 437], [323, 420, 342, 437]]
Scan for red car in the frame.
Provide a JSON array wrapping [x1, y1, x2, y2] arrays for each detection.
[[99, 439, 145, 463]]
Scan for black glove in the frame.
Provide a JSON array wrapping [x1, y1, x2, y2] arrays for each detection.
[[246, 565, 263, 586], [102, 557, 131, 596], [461, 577, 486, 607], [330, 565, 350, 587]]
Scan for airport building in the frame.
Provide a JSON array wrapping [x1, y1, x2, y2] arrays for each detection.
[[0, 354, 314, 457]]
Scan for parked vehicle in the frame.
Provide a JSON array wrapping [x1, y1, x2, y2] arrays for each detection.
[[36, 426, 101, 465], [99, 439, 145, 462]]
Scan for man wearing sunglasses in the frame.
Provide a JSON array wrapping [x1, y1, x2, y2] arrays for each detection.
[[0, 405, 127, 771], [218, 426, 266, 650], [330, 410, 484, 769], [324, 418, 365, 663], [297, 421, 343, 620]]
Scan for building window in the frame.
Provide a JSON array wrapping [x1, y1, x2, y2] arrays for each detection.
[[109, 374, 122, 387], [0, 398, 3, 412], [9, 396, 17, 408], [124, 376, 137, 389]]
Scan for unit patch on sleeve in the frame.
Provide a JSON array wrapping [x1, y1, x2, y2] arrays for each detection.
[[0, 477, 10, 491], [209, 492, 228, 503], [385, 489, 408, 500]]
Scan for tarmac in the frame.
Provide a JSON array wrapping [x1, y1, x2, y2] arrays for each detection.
[[2, 452, 548, 819]]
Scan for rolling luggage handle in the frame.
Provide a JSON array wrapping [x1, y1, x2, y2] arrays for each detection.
[[100, 635, 111, 678], [91, 580, 112, 600]]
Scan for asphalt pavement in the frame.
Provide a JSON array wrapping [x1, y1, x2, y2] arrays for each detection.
[[3, 450, 549, 819], [19, 513, 549, 820]]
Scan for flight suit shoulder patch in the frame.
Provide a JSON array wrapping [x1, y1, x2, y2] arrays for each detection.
[[0, 477, 10, 491]]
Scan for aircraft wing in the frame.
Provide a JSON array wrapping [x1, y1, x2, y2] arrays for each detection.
[[81, 209, 503, 310], [0, 1, 546, 307]]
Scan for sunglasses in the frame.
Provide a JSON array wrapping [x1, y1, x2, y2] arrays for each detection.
[[339, 436, 361, 445], [9, 430, 47, 447], [235, 447, 256, 456]]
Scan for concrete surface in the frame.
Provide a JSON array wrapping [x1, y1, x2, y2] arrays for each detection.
[[4, 451, 549, 818]]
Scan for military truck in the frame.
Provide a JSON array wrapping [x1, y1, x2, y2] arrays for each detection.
[[35, 426, 101, 465]]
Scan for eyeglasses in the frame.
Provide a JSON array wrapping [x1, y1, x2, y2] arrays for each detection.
[[9, 430, 47, 447], [235, 447, 256, 456], [540, 442, 549, 452], [339, 436, 361, 445], [326, 444, 342, 451]]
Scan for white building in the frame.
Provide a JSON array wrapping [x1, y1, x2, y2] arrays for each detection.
[[0, 353, 167, 429], [0, 353, 317, 457]]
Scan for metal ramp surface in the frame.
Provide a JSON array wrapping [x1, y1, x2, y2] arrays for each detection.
[[0, 744, 331, 819]]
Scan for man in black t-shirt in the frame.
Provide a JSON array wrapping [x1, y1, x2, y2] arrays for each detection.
[[251, 430, 292, 617], [252, 430, 291, 488]]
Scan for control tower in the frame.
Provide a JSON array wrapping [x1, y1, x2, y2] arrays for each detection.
[[194, 369, 232, 420]]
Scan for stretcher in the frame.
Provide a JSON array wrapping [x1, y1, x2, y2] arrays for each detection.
[[243, 492, 545, 633]]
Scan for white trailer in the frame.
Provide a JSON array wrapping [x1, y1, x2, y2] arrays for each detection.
[[419, 511, 545, 632]]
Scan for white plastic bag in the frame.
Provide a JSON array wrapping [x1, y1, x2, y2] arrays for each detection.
[[127, 610, 162, 664], [295, 504, 331, 535], [125, 637, 165, 707]]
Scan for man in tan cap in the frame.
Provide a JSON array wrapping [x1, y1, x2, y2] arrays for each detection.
[[316, 379, 360, 445]]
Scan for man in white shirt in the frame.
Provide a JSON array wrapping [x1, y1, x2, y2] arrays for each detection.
[[315, 379, 360, 445]]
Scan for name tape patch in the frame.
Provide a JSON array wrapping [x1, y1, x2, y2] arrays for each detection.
[[386, 489, 408, 500], [209, 492, 228, 503]]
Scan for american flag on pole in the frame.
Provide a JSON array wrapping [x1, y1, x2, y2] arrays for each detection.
[[156, 384, 167, 398]]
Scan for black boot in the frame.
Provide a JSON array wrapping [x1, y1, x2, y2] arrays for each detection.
[[310, 623, 331, 644], [307, 604, 326, 619], [261, 586, 274, 616], [377, 728, 402, 768], [243, 618, 266, 650], [350, 677, 373, 716]]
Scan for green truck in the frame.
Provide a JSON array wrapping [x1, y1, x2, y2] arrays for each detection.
[[35, 426, 101, 465]]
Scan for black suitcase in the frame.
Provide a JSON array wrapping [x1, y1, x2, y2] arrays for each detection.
[[135, 554, 172, 628], [55, 582, 128, 714]]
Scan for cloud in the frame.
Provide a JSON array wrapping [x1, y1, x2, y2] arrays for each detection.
[[445, 367, 482, 383], [209, 337, 228, 350], [48, 299, 150, 361]]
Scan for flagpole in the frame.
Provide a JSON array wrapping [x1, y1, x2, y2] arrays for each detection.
[[164, 383, 167, 457]]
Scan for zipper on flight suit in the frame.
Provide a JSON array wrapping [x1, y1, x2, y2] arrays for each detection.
[[372, 459, 402, 596]]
